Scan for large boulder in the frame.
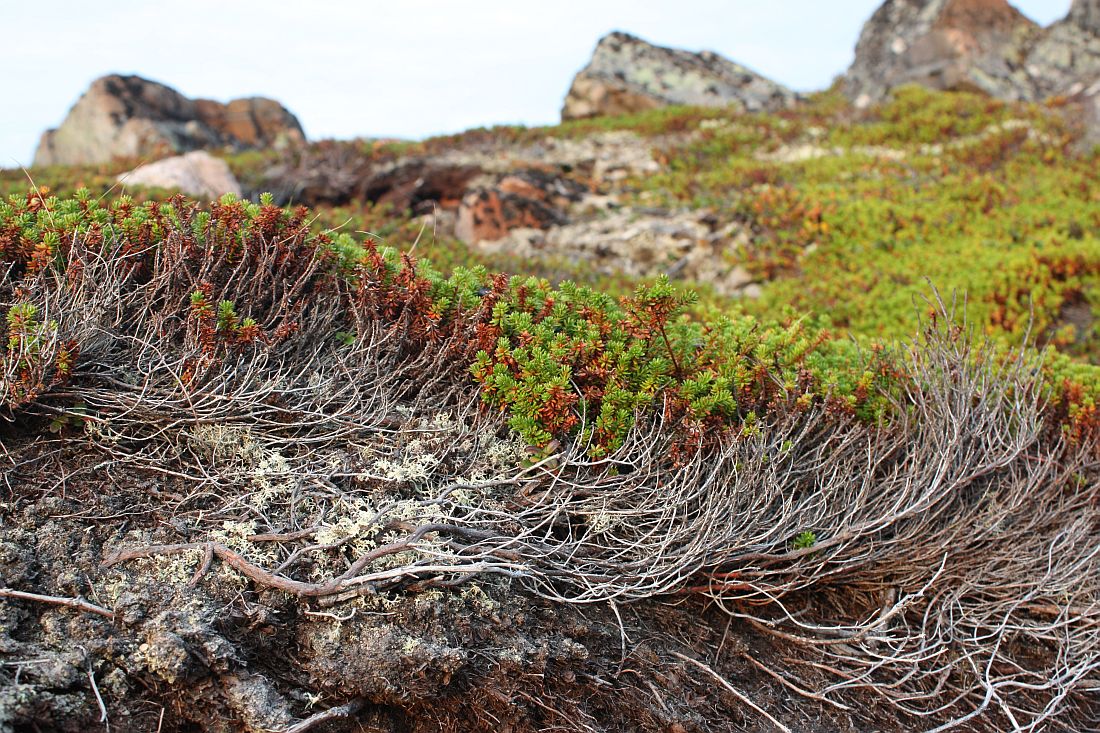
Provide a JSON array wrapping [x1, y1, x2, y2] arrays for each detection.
[[561, 32, 796, 121], [1067, 0, 1100, 34], [844, 0, 1100, 108], [192, 97, 304, 149], [34, 75, 305, 167], [1024, 0, 1100, 99], [842, 0, 1040, 108], [116, 151, 243, 199]]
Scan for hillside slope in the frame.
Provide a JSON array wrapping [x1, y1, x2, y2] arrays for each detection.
[[1, 88, 1098, 732]]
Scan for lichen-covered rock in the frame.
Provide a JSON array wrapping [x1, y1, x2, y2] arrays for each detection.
[[117, 151, 243, 199], [561, 32, 796, 121], [479, 206, 761, 297], [1071, 78, 1100, 147], [843, 0, 1040, 108], [34, 74, 305, 167], [455, 169, 587, 243], [844, 0, 1100, 110], [1067, 0, 1100, 35], [368, 163, 481, 213], [257, 131, 658, 210], [1024, 0, 1100, 99], [192, 97, 305, 150]]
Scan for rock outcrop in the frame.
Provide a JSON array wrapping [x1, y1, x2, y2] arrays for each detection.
[[480, 206, 759, 297], [561, 32, 796, 121], [1024, 0, 1100, 99], [455, 169, 587, 243], [1068, 0, 1100, 34], [34, 75, 305, 167], [260, 143, 488, 211], [842, 0, 1040, 107], [844, 0, 1100, 109], [117, 151, 243, 199], [1071, 79, 1100, 146]]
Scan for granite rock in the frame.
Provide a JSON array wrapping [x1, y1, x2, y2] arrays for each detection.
[[35, 75, 304, 167], [562, 32, 796, 121]]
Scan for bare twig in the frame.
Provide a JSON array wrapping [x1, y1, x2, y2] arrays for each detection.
[[279, 698, 365, 733], [672, 651, 792, 733], [0, 588, 114, 619], [187, 542, 215, 588], [741, 652, 851, 711], [79, 646, 109, 727]]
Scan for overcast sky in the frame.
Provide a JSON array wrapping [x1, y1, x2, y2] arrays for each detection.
[[2, 0, 1071, 167]]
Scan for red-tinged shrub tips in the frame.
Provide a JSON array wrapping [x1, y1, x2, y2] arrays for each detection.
[[2, 187, 1097, 450]]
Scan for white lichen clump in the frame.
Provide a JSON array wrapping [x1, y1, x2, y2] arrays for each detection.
[[135, 411, 535, 590], [372, 443, 441, 484]]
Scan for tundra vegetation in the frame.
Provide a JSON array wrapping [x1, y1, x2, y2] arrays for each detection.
[[0, 87, 1097, 732]]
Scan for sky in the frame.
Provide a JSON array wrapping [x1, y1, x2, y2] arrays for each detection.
[[1, 0, 1072, 168]]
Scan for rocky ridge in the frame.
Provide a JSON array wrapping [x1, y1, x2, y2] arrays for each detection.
[[34, 74, 306, 167], [561, 32, 797, 121], [258, 127, 766, 298], [843, 0, 1100, 107]]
